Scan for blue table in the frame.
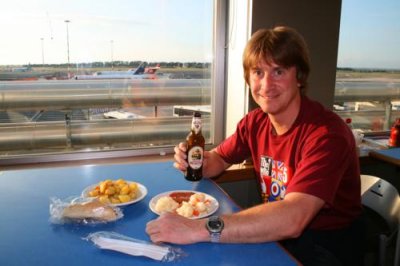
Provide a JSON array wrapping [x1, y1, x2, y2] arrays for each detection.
[[369, 147, 400, 167], [0, 161, 297, 265]]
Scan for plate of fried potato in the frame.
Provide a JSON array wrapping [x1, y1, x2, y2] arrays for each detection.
[[82, 179, 147, 207]]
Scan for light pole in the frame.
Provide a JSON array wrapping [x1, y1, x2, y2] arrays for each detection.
[[65, 20, 71, 78], [110, 40, 114, 69], [40, 38, 44, 66]]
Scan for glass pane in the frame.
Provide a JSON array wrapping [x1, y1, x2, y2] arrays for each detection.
[[335, 0, 400, 131], [0, 0, 218, 158]]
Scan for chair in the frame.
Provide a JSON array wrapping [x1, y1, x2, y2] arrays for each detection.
[[361, 174, 400, 266]]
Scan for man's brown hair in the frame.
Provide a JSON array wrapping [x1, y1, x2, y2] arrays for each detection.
[[243, 26, 311, 94]]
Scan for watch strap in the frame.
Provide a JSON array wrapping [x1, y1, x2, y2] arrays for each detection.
[[210, 232, 221, 243]]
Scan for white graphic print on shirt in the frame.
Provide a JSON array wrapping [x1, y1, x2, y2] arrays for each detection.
[[260, 156, 289, 202]]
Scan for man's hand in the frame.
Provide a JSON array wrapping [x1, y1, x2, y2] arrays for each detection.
[[146, 212, 208, 244], [173, 142, 188, 173]]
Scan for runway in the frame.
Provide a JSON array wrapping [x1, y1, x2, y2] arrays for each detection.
[[0, 78, 398, 120]]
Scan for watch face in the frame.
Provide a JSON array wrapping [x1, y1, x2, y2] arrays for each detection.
[[207, 216, 224, 233]]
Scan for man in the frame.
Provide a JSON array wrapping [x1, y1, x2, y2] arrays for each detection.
[[146, 26, 364, 265]]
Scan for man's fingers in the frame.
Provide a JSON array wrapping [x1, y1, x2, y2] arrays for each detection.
[[178, 142, 187, 152], [173, 142, 188, 171], [173, 161, 187, 171]]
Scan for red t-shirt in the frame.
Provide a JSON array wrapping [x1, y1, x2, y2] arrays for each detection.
[[217, 96, 362, 230]]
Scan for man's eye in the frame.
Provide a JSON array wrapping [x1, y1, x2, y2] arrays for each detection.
[[274, 69, 284, 76], [252, 69, 262, 76]]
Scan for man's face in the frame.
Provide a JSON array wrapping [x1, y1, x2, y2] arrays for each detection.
[[249, 61, 301, 116]]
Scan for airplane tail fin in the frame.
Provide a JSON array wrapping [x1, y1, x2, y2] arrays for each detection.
[[132, 62, 146, 75]]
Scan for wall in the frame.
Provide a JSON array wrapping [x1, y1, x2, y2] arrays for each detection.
[[250, 0, 342, 109]]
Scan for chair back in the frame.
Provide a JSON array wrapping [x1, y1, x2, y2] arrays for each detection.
[[361, 175, 400, 231]]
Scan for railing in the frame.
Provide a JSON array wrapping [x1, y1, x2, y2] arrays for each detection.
[[0, 116, 210, 152], [0, 79, 211, 159]]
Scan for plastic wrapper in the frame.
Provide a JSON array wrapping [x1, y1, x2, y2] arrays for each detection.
[[84, 231, 186, 262], [49, 197, 123, 224]]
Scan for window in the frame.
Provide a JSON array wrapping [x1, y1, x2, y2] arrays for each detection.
[[0, 0, 226, 162], [335, 0, 400, 131]]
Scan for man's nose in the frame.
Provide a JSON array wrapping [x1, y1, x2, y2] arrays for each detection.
[[260, 71, 273, 90]]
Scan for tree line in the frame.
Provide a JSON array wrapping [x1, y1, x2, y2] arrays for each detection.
[[24, 61, 211, 69]]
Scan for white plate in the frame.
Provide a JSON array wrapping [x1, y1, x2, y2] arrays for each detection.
[[149, 190, 219, 219], [82, 181, 147, 207]]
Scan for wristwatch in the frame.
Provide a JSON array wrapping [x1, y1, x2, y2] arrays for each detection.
[[206, 216, 224, 243]]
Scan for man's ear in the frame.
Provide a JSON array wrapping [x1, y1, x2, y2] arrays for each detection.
[[296, 70, 303, 80]]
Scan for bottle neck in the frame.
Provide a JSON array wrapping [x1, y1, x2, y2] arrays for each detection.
[[191, 116, 202, 134]]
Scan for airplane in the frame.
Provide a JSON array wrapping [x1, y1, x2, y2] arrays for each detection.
[[73, 63, 161, 80]]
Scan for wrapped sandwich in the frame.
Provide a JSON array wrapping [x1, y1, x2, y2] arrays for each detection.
[[49, 197, 123, 224]]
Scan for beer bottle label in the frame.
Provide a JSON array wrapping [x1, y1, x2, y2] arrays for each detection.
[[188, 146, 203, 169], [192, 117, 202, 134]]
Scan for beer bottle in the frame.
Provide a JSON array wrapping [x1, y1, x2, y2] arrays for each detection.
[[185, 112, 205, 181], [388, 118, 400, 148]]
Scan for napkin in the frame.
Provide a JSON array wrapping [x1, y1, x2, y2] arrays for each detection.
[[85, 231, 185, 262]]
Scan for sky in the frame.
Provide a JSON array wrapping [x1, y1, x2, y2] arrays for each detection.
[[0, 0, 213, 65], [337, 0, 400, 69], [0, 0, 399, 69]]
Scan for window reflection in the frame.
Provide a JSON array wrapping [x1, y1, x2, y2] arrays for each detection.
[[0, 0, 219, 158]]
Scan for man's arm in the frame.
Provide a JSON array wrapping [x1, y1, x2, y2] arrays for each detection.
[[202, 148, 231, 177], [218, 192, 324, 242], [146, 192, 324, 244]]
